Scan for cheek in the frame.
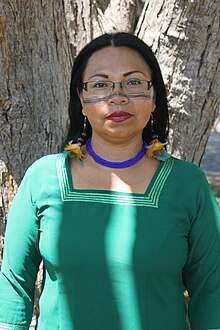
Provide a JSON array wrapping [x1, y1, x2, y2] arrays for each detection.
[[133, 100, 153, 121], [83, 102, 108, 114], [83, 104, 107, 125], [139, 112, 151, 129]]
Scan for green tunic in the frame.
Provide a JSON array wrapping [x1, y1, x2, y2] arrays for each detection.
[[0, 153, 220, 330]]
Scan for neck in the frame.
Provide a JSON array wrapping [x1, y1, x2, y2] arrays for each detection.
[[87, 135, 144, 162], [86, 137, 148, 169]]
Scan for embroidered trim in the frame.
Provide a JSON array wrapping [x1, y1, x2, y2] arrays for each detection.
[[0, 323, 28, 329], [56, 154, 174, 208]]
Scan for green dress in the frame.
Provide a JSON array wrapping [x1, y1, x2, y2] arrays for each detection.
[[0, 153, 220, 330]]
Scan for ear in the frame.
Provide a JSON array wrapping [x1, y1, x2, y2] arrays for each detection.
[[77, 88, 87, 116]]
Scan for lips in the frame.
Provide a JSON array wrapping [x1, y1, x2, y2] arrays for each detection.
[[106, 111, 133, 122]]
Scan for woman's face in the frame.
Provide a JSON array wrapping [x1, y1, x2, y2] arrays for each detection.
[[78, 46, 156, 143]]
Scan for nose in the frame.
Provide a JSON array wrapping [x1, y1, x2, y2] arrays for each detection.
[[108, 82, 129, 105], [108, 93, 129, 105]]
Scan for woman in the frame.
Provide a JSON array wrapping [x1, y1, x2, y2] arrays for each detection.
[[0, 32, 219, 330]]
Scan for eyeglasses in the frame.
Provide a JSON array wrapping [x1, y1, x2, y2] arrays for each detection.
[[81, 79, 153, 100]]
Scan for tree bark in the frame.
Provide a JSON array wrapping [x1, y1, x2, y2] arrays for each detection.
[[135, 0, 220, 163], [0, 0, 73, 260], [64, 0, 142, 54]]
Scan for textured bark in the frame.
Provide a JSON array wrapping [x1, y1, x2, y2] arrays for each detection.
[[64, 0, 142, 54], [136, 0, 220, 163], [0, 161, 17, 262], [0, 1, 73, 259]]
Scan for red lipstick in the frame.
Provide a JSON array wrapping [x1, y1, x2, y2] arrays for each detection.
[[106, 111, 133, 122]]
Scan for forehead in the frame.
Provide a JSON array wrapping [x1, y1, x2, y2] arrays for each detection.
[[83, 46, 152, 78]]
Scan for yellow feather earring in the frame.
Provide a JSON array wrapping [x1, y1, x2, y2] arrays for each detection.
[[64, 116, 87, 163], [146, 113, 170, 161]]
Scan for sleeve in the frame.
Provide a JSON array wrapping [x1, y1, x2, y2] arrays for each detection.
[[183, 172, 220, 330], [0, 166, 42, 329]]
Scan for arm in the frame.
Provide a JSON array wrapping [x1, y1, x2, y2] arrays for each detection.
[[183, 173, 220, 330], [0, 167, 42, 329]]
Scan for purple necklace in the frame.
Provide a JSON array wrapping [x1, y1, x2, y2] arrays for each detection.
[[86, 138, 148, 168]]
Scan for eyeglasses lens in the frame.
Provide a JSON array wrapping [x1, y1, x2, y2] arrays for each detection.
[[83, 80, 152, 99]]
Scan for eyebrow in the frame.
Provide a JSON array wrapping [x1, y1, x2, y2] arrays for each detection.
[[89, 74, 109, 80], [88, 70, 146, 80], [123, 70, 146, 77]]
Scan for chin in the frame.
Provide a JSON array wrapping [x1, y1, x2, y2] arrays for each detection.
[[104, 130, 140, 142]]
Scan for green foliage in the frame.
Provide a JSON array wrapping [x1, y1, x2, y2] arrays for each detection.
[[210, 183, 220, 207]]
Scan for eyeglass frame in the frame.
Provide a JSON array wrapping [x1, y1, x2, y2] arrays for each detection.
[[80, 79, 154, 98]]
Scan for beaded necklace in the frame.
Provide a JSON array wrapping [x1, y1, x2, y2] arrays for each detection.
[[86, 138, 148, 169]]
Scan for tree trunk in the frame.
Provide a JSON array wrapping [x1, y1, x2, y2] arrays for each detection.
[[64, 0, 143, 54], [0, 1, 73, 260], [135, 0, 220, 164]]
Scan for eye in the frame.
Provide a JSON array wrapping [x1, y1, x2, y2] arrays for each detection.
[[126, 79, 142, 86], [92, 81, 110, 88]]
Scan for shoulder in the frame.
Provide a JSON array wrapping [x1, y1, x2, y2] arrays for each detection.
[[22, 153, 67, 187], [170, 156, 205, 180], [26, 153, 65, 175], [166, 156, 208, 196], [18, 153, 66, 198], [11, 154, 66, 204], [166, 157, 215, 214]]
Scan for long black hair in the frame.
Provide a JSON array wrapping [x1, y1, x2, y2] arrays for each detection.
[[65, 32, 169, 145]]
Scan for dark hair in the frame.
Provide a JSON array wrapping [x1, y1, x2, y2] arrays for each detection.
[[65, 32, 169, 145]]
